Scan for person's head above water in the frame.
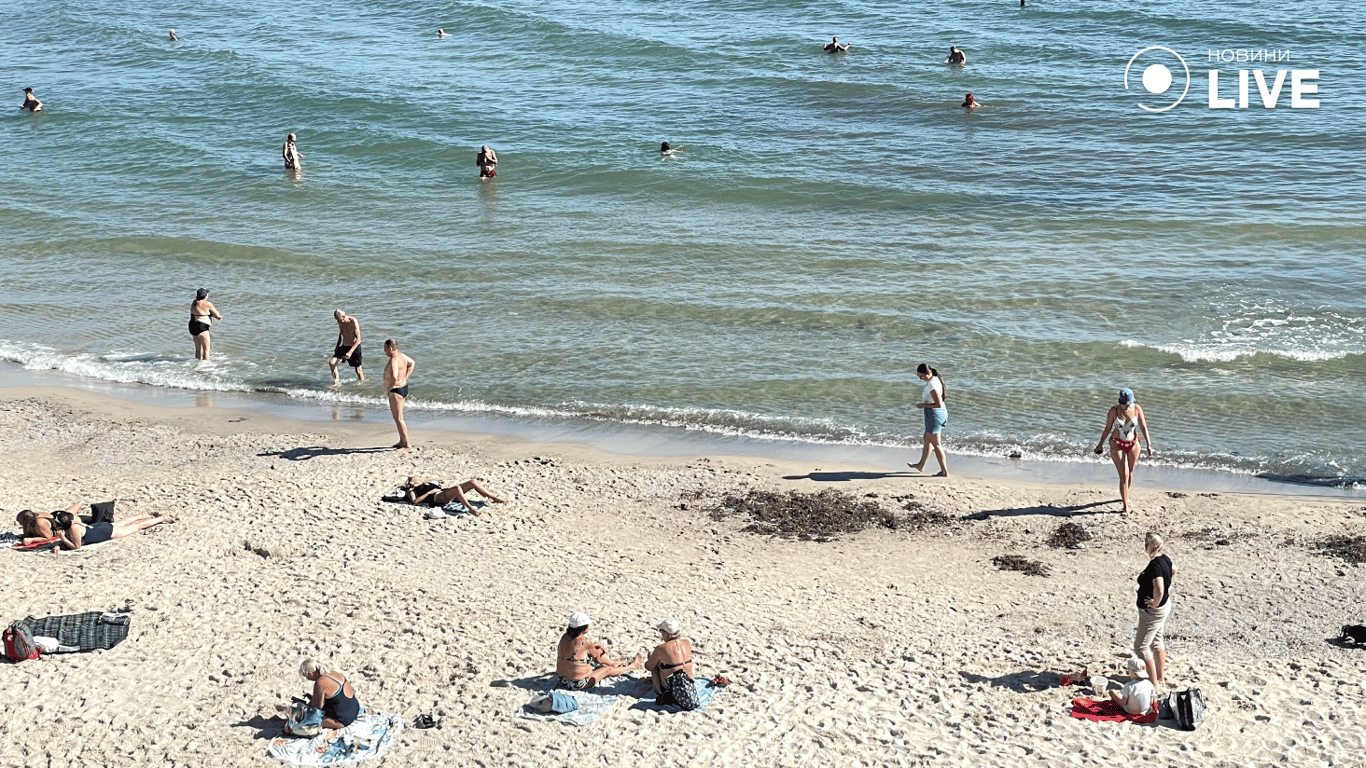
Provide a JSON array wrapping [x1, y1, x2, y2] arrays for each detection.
[[660, 142, 671, 152]]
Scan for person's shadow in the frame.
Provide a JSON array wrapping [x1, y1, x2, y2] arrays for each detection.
[[232, 714, 285, 740], [258, 446, 393, 461], [965, 499, 1115, 520], [781, 471, 917, 482]]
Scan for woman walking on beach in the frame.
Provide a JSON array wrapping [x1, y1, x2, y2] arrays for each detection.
[[908, 363, 949, 477], [1132, 532, 1175, 688], [1093, 388, 1152, 515], [188, 288, 222, 361]]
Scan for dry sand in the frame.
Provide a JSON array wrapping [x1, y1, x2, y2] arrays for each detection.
[[1, 387, 1364, 768]]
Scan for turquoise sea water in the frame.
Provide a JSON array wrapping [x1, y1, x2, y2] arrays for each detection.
[[3, 0, 1365, 482]]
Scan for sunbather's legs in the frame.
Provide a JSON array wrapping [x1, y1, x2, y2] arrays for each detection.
[[110, 514, 175, 538], [458, 479, 506, 503], [586, 653, 644, 687]]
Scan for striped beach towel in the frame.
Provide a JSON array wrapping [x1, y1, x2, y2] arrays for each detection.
[[23, 611, 131, 652]]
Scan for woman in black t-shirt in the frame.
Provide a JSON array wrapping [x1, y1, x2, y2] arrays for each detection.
[[1133, 532, 1175, 687]]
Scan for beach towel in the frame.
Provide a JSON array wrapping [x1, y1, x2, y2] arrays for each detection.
[[1069, 697, 1158, 724], [267, 707, 403, 765], [22, 612, 130, 652], [516, 677, 637, 727], [1, 533, 112, 554], [378, 496, 477, 517], [628, 677, 719, 713]]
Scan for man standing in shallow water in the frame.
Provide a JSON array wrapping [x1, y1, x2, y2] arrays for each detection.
[[328, 310, 364, 383], [382, 339, 414, 449], [282, 133, 304, 170]]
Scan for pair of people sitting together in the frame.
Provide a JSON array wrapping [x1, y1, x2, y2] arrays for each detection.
[[555, 612, 701, 709], [16, 503, 174, 550]]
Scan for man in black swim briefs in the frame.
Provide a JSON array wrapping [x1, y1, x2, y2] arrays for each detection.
[[383, 338, 415, 449], [328, 310, 365, 383]]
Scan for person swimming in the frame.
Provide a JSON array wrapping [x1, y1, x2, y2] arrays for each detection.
[[660, 141, 682, 156], [947, 46, 966, 65], [437, 28, 449, 37], [962, 92, 982, 109], [823, 36, 850, 54], [169, 29, 178, 41]]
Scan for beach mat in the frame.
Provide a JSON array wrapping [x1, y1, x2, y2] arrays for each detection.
[[267, 707, 403, 765], [1, 533, 113, 554], [628, 677, 720, 713], [1070, 697, 1158, 723], [378, 496, 477, 517], [516, 677, 638, 727], [24, 611, 130, 652]]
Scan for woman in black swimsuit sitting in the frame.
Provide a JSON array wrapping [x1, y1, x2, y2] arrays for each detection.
[[555, 611, 642, 691], [401, 475, 506, 516], [300, 658, 362, 729], [645, 618, 699, 707]]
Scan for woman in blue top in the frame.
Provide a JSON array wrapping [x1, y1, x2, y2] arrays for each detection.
[[908, 363, 949, 477], [301, 659, 361, 729]]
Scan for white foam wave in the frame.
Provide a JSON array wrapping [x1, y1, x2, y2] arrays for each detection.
[[1119, 339, 1356, 363], [0, 340, 253, 393]]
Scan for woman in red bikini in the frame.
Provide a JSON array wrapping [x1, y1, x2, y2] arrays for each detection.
[[1093, 388, 1153, 515]]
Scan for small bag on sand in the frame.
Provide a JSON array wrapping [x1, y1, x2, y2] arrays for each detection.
[[530, 691, 579, 714], [90, 501, 116, 525], [3, 621, 40, 662], [1160, 688, 1205, 730], [285, 700, 324, 737], [659, 670, 700, 711]]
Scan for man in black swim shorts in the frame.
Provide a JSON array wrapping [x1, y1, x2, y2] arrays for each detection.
[[383, 338, 415, 449], [328, 310, 365, 383]]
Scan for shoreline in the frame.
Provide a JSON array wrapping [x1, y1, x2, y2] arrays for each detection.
[[2, 361, 1358, 500]]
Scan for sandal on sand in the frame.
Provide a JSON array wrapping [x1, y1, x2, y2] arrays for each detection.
[[413, 714, 437, 729]]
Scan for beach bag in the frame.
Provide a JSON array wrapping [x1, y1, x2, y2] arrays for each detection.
[[4, 620, 40, 662], [285, 700, 323, 737], [664, 670, 700, 711], [90, 501, 116, 525], [1165, 688, 1205, 731]]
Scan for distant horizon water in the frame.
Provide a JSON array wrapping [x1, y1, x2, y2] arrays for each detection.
[[4, 0, 1364, 486]]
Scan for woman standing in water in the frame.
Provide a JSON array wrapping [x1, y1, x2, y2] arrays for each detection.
[[908, 363, 948, 477], [1094, 388, 1153, 515], [188, 288, 222, 361]]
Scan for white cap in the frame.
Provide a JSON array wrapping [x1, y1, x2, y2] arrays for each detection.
[[568, 612, 591, 628], [656, 618, 680, 635], [1126, 657, 1149, 679]]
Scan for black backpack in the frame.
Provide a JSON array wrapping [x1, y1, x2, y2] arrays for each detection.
[[1161, 688, 1205, 730], [665, 670, 700, 711]]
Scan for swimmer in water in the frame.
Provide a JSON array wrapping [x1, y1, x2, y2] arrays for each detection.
[[19, 87, 41, 113], [946, 46, 966, 65], [823, 36, 850, 54], [169, 29, 178, 41], [437, 28, 449, 37], [660, 141, 682, 156], [962, 92, 982, 109], [476, 145, 498, 178]]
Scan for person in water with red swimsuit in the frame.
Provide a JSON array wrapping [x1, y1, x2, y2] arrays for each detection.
[[1094, 388, 1153, 516]]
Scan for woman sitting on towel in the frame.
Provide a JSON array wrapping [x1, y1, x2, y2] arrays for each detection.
[[300, 658, 361, 729], [645, 618, 698, 707], [556, 611, 642, 691], [401, 475, 506, 515], [17, 505, 174, 549]]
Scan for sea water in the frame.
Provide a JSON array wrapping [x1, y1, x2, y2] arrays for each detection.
[[3, 0, 1364, 483]]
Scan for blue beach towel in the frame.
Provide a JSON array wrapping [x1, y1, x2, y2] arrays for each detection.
[[266, 707, 403, 765], [516, 677, 638, 727]]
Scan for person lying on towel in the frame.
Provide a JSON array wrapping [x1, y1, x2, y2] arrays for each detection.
[[401, 475, 507, 515], [556, 611, 642, 690], [16, 506, 174, 550], [1109, 657, 1156, 714]]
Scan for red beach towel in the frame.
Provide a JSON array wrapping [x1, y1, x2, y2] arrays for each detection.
[[1069, 697, 1158, 723]]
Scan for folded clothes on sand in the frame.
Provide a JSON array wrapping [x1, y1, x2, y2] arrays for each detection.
[[628, 677, 719, 712], [1069, 697, 1158, 723], [23, 611, 131, 652], [267, 707, 403, 765]]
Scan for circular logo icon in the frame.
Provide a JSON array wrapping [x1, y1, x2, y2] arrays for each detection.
[[1124, 47, 1189, 112]]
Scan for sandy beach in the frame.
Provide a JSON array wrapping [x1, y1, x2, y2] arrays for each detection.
[[2, 386, 1363, 768]]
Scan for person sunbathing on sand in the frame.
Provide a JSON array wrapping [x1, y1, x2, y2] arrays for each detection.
[[556, 612, 642, 691], [17, 506, 174, 550], [401, 475, 506, 515]]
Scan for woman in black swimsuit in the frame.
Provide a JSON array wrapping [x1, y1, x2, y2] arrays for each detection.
[[189, 288, 222, 361], [645, 618, 697, 706], [300, 658, 361, 729], [401, 475, 506, 516], [18, 505, 174, 550]]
